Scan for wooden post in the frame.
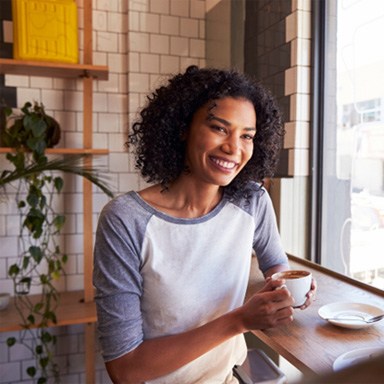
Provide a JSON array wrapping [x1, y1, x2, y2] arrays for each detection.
[[83, 1, 95, 383], [83, 75, 93, 303]]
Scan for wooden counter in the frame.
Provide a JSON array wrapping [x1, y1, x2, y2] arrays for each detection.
[[248, 255, 384, 377]]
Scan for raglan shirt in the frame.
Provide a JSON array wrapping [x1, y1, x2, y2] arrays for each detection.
[[93, 184, 289, 383]]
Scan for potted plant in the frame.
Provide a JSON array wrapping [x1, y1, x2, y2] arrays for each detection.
[[0, 101, 113, 383]]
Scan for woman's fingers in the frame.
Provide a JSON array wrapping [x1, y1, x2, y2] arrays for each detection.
[[300, 278, 317, 310], [259, 277, 286, 293], [242, 287, 295, 329]]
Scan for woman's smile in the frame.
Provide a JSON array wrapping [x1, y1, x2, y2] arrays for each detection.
[[209, 156, 239, 172]]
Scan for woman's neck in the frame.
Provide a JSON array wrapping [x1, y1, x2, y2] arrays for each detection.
[[139, 179, 223, 219]]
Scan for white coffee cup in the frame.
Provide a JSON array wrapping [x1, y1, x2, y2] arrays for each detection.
[[271, 270, 312, 308]]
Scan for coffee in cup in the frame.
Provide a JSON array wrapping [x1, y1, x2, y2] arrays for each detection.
[[271, 270, 312, 308]]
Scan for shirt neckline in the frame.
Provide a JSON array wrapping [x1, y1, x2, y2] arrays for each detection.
[[129, 191, 228, 224]]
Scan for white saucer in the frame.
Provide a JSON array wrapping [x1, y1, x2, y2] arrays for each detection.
[[318, 302, 384, 329], [333, 346, 384, 371]]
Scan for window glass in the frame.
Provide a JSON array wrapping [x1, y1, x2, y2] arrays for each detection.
[[320, 0, 384, 289]]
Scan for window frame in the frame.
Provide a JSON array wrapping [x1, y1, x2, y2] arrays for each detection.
[[310, 0, 326, 264]]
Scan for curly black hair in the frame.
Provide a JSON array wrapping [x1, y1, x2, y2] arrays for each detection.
[[127, 65, 284, 198]]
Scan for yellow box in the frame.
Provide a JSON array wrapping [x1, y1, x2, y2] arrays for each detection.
[[12, 0, 78, 63]]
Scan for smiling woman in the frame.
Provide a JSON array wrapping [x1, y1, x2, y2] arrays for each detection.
[[93, 66, 317, 383], [128, 66, 285, 197]]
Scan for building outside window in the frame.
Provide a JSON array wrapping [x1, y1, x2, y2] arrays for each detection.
[[313, 0, 384, 289]]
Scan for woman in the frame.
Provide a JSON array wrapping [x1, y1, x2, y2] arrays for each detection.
[[93, 66, 316, 383]]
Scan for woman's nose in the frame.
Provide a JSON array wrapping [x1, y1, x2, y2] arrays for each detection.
[[221, 136, 240, 154]]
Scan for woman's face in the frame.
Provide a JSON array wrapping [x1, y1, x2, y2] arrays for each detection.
[[184, 97, 256, 187]]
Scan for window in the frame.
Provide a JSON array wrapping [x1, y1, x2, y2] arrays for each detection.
[[312, 0, 384, 289]]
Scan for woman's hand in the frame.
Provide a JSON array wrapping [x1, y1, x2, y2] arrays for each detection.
[[298, 277, 317, 310], [238, 278, 295, 331]]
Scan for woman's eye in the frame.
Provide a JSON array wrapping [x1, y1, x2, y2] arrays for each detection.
[[211, 125, 226, 133], [242, 134, 255, 141]]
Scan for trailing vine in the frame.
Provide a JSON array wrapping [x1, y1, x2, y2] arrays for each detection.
[[6, 149, 65, 383], [1, 102, 113, 383]]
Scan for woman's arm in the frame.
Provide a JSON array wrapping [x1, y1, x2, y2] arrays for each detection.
[[106, 278, 294, 384], [263, 263, 289, 278]]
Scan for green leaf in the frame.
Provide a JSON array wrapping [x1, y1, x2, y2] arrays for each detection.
[[26, 366, 36, 377], [8, 264, 20, 276], [30, 246, 43, 263], [45, 311, 57, 324], [23, 208, 45, 238], [34, 139, 46, 155], [35, 345, 43, 354], [41, 331, 52, 343], [37, 377, 47, 384], [62, 254, 68, 264], [51, 270, 61, 281], [25, 136, 40, 151], [26, 191, 39, 208], [40, 274, 49, 284], [33, 302, 44, 313], [39, 357, 49, 368], [22, 256, 30, 270], [24, 114, 47, 137], [54, 176, 64, 192], [27, 314, 35, 324], [55, 259, 62, 270], [36, 154, 48, 166], [6, 337, 16, 347], [53, 215, 65, 231]]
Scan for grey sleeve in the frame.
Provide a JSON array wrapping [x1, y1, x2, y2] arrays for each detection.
[[251, 190, 289, 273], [93, 196, 147, 362]]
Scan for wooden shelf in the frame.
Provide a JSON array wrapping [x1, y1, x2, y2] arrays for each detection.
[[0, 147, 109, 155], [0, 290, 96, 333], [0, 58, 109, 80]]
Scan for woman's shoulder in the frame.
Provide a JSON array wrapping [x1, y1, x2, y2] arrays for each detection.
[[226, 181, 266, 202], [225, 181, 272, 213], [99, 191, 151, 222], [97, 191, 157, 236], [102, 191, 137, 211]]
